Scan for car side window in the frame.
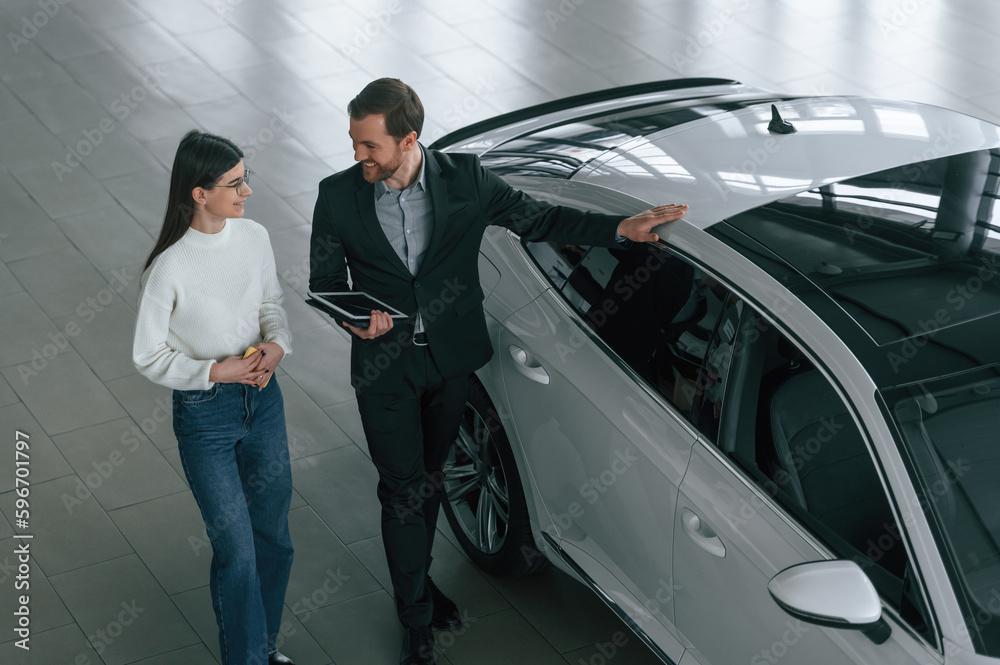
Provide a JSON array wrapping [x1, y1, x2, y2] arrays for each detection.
[[523, 240, 734, 426], [685, 293, 742, 441], [716, 310, 934, 640]]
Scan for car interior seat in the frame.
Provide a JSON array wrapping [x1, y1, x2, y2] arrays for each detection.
[[769, 370, 906, 578]]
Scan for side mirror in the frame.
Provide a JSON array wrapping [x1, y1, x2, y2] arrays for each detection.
[[768, 560, 891, 644]]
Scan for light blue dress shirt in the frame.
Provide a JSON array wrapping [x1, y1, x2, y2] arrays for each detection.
[[373, 145, 432, 333]]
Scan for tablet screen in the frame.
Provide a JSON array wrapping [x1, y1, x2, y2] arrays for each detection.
[[328, 293, 397, 318], [307, 291, 408, 322]]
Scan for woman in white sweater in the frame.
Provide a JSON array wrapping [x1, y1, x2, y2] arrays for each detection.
[[133, 130, 295, 665]]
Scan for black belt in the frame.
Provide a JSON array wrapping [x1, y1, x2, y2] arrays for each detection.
[[412, 332, 428, 346]]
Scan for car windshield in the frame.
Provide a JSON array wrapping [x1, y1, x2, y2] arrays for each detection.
[[883, 366, 1000, 656]]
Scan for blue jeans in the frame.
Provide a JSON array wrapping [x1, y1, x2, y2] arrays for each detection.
[[173, 377, 294, 665]]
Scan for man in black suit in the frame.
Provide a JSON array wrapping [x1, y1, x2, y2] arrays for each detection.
[[309, 78, 687, 664]]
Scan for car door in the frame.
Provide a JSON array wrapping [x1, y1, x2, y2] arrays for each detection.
[[497, 238, 727, 636], [671, 301, 937, 665]]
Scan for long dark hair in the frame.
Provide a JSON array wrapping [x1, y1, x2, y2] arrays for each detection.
[[142, 130, 244, 272]]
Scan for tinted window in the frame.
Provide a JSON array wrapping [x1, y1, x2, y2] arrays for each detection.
[[885, 368, 1000, 656], [716, 311, 933, 640], [686, 294, 742, 441], [523, 240, 734, 427], [718, 148, 1000, 347]]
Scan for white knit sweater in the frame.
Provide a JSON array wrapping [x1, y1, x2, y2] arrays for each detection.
[[133, 218, 292, 391]]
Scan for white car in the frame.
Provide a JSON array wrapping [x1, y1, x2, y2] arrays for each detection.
[[431, 79, 1000, 665]]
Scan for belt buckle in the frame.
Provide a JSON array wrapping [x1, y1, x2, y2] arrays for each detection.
[[412, 332, 428, 347]]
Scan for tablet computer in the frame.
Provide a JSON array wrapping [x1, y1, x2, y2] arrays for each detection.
[[306, 291, 408, 327]]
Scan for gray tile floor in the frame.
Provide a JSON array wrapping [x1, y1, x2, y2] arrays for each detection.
[[0, 0, 998, 663]]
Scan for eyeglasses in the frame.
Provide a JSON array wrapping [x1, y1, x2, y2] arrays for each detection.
[[216, 168, 252, 196]]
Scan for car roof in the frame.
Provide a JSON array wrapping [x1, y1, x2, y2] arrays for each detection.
[[438, 81, 1000, 388], [431, 78, 751, 153], [575, 95, 1000, 228]]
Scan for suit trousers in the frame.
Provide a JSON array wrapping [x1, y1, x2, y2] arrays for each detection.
[[356, 343, 468, 628]]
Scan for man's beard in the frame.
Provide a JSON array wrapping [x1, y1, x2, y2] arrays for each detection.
[[361, 146, 403, 183]]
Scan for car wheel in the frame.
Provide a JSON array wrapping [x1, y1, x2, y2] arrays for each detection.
[[441, 379, 549, 577]]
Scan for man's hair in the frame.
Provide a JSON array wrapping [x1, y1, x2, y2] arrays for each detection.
[[348, 78, 424, 141]]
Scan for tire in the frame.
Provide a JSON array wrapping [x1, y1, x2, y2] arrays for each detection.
[[441, 379, 549, 577]]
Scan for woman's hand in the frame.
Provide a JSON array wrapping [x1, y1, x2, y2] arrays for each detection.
[[209, 353, 264, 385], [208, 343, 284, 387], [252, 342, 285, 384]]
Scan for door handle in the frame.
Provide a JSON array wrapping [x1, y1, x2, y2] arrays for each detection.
[[508, 345, 550, 385], [681, 509, 726, 558]]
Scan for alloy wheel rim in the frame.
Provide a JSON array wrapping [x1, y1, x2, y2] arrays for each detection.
[[443, 403, 511, 555]]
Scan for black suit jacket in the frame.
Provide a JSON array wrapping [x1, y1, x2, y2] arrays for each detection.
[[309, 147, 624, 393]]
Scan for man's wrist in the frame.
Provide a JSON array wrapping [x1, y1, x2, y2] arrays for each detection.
[[615, 220, 629, 245]]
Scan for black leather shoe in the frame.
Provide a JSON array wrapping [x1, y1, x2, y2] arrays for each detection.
[[428, 577, 462, 630], [400, 625, 435, 664], [268, 651, 295, 665]]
